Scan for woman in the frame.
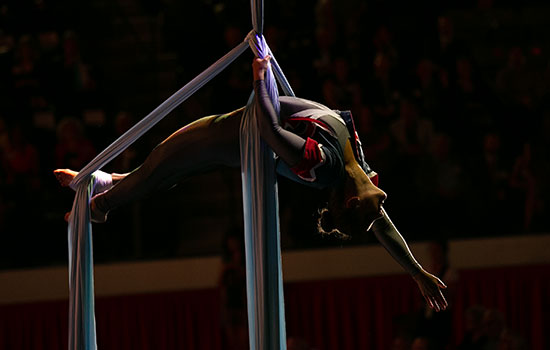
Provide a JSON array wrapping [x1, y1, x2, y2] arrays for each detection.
[[55, 57, 448, 311]]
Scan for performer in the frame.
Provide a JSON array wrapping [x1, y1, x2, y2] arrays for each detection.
[[55, 57, 448, 312]]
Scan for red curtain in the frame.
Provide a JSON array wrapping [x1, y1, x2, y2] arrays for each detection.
[[452, 265, 550, 350], [284, 274, 423, 350], [1, 264, 548, 350]]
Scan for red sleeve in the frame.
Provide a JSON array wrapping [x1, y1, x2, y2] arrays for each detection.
[[290, 137, 324, 182]]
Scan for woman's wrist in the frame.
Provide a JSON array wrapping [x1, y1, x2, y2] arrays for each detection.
[[253, 72, 265, 81], [412, 267, 427, 279]]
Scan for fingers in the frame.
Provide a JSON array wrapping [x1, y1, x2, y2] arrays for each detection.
[[253, 55, 271, 67], [425, 295, 440, 312], [422, 282, 448, 312], [425, 296, 434, 309], [432, 299, 441, 312], [426, 289, 448, 312], [438, 290, 448, 310], [252, 56, 272, 81], [424, 291, 440, 312]]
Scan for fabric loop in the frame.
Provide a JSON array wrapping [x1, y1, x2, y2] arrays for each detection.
[[66, 40, 250, 350], [245, 30, 295, 97], [241, 29, 287, 350], [246, 31, 266, 59]]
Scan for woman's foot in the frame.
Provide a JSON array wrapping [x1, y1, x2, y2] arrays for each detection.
[[53, 169, 77, 187], [55, 169, 110, 223]]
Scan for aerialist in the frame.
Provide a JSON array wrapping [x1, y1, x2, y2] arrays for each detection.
[[55, 56, 448, 312]]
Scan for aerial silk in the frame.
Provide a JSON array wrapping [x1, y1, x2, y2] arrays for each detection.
[[66, 1, 293, 349], [240, 31, 294, 350]]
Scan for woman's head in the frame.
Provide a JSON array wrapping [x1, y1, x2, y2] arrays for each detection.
[[317, 175, 386, 239]]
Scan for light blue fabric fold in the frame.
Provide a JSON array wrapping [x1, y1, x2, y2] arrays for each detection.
[[66, 10, 296, 349], [69, 41, 250, 190], [67, 177, 98, 350], [66, 41, 249, 350], [241, 32, 294, 350], [250, 0, 264, 35]]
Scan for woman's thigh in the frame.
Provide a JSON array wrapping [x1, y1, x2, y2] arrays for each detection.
[[152, 107, 244, 175]]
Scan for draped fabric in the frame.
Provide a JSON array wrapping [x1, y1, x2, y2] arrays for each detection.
[[67, 177, 98, 350], [65, 6, 296, 347], [240, 32, 292, 350], [2, 265, 548, 350], [65, 40, 250, 350]]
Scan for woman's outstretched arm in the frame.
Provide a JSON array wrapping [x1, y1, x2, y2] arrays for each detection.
[[372, 208, 448, 311]]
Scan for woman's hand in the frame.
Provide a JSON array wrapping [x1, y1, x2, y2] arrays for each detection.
[[413, 269, 448, 312], [252, 55, 271, 81]]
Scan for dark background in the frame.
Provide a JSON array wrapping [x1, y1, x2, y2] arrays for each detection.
[[1, 0, 549, 269]]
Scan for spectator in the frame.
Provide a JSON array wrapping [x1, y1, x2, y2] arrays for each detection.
[[219, 228, 248, 350], [495, 47, 534, 110], [367, 52, 399, 121], [498, 329, 527, 350], [390, 335, 412, 350], [457, 305, 487, 350], [11, 34, 40, 112], [54, 117, 96, 170], [3, 123, 40, 190], [322, 57, 361, 110], [414, 58, 443, 122], [469, 132, 514, 233], [390, 97, 434, 158], [287, 336, 313, 350], [482, 309, 506, 350], [110, 111, 141, 172], [411, 336, 436, 350], [509, 142, 537, 232]]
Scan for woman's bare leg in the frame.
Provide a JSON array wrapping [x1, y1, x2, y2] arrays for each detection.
[[54, 169, 130, 189], [91, 109, 243, 222]]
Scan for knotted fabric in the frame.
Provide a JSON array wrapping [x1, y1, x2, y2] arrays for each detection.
[[66, 6, 295, 350], [240, 31, 294, 350], [66, 41, 249, 350]]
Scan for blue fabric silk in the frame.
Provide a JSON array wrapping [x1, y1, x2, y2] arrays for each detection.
[[67, 177, 98, 350], [66, 41, 249, 350], [66, 5, 295, 348], [242, 32, 293, 350]]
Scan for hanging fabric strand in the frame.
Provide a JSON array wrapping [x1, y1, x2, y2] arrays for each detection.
[[67, 177, 97, 350], [266, 51, 294, 97], [66, 1, 296, 348], [66, 40, 249, 350], [70, 41, 250, 189], [241, 31, 294, 350], [250, 0, 264, 35]]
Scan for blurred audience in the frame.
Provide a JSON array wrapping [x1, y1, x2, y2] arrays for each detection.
[[54, 117, 96, 170], [457, 305, 488, 350], [0, 0, 549, 270], [0, 2, 544, 350]]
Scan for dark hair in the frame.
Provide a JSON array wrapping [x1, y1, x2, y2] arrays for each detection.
[[316, 189, 363, 240], [316, 206, 351, 240]]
